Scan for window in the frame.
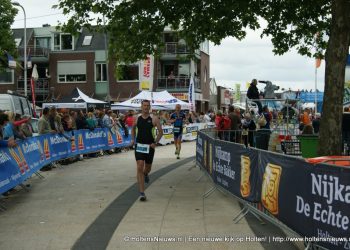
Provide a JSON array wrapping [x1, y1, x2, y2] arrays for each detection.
[[0, 69, 14, 84], [61, 34, 73, 50], [57, 61, 86, 83], [82, 35, 93, 46], [35, 37, 51, 48], [54, 33, 74, 50], [117, 64, 139, 81], [178, 63, 190, 77], [15, 38, 22, 47], [95, 63, 107, 82]]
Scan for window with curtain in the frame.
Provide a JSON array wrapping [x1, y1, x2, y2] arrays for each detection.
[[57, 61, 86, 83]]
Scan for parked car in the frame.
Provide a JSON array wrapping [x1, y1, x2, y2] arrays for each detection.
[[0, 91, 33, 117]]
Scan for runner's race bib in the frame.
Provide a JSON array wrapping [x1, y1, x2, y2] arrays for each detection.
[[242, 129, 249, 136], [136, 143, 150, 154], [173, 127, 181, 133]]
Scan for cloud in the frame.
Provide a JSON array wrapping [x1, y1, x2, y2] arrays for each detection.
[[210, 31, 325, 91]]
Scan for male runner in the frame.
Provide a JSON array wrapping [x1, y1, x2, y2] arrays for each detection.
[[131, 100, 163, 201], [169, 104, 186, 159]]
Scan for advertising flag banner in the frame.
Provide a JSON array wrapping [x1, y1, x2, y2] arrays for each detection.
[[139, 55, 154, 91]]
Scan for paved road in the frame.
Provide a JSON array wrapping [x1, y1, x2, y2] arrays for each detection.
[[0, 141, 301, 250]]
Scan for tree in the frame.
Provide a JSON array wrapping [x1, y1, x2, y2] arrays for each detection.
[[58, 0, 350, 155], [0, 0, 18, 70]]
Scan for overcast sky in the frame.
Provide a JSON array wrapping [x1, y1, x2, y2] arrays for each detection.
[[11, 0, 326, 92]]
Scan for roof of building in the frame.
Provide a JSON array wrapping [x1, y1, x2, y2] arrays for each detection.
[[75, 27, 108, 51], [12, 28, 34, 47]]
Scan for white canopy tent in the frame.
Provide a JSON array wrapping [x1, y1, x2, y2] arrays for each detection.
[[42, 88, 108, 109], [111, 90, 191, 110]]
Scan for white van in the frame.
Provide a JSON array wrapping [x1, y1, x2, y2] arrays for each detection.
[[0, 92, 33, 117]]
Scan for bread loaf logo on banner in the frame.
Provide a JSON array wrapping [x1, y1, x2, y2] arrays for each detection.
[[240, 156, 251, 197], [78, 134, 84, 150], [43, 139, 50, 159], [9, 146, 29, 174], [107, 132, 114, 146], [261, 163, 282, 215], [71, 137, 76, 152]]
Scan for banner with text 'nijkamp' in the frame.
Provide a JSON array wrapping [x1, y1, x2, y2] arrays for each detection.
[[259, 151, 350, 250], [0, 128, 131, 194]]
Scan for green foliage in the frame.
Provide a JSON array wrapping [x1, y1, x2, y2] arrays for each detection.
[[0, 0, 18, 70]]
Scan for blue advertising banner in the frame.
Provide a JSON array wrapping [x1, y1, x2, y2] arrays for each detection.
[[0, 128, 131, 194]]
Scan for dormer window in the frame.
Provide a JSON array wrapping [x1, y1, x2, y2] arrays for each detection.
[[15, 38, 21, 47], [54, 33, 74, 50], [82, 35, 93, 46]]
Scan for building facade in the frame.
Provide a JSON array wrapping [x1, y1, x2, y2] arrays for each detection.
[[1, 26, 210, 112]]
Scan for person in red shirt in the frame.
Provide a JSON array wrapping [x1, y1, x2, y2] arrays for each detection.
[[125, 110, 135, 128]]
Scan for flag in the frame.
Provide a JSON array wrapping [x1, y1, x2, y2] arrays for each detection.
[[27, 55, 32, 69], [31, 64, 39, 117], [5, 52, 16, 69], [188, 75, 195, 112], [315, 58, 321, 68]]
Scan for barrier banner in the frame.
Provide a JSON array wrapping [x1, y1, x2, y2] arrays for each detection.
[[212, 140, 260, 202], [196, 131, 214, 176], [0, 128, 131, 195], [259, 151, 350, 250], [183, 124, 199, 141]]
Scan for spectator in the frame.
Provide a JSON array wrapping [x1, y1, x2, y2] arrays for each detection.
[[260, 105, 272, 129], [312, 113, 321, 134], [86, 112, 96, 130], [228, 106, 241, 142], [215, 110, 224, 140], [97, 110, 105, 128], [242, 112, 256, 147], [69, 111, 77, 130], [247, 79, 262, 113], [301, 108, 311, 126], [125, 110, 135, 128], [62, 113, 74, 132], [3, 112, 29, 140], [49, 107, 64, 132], [20, 116, 34, 137], [38, 107, 54, 135], [204, 111, 211, 123], [76, 110, 88, 130], [102, 110, 113, 129], [0, 113, 16, 147], [302, 124, 314, 135]]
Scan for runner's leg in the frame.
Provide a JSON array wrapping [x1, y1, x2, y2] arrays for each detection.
[[137, 160, 145, 193]]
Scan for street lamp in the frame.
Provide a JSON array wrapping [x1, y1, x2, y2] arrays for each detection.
[[12, 1, 27, 97]]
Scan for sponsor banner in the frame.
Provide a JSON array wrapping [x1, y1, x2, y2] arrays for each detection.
[[183, 124, 199, 141], [196, 131, 214, 177], [260, 151, 350, 250], [139, 55, 154, 91], [0, 128, 131, 194], [212, 140, 260, 202]]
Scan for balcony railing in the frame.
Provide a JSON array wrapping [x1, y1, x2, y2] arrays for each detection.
[[17, 78, 49, 95], [157, 76, 200, 89], [162, 42, 189, 54], [18, 46, 50, 58]]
